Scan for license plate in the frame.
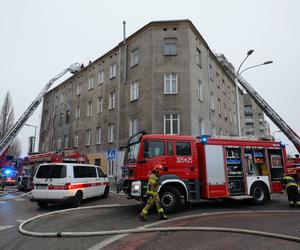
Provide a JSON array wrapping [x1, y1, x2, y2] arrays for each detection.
[[36, 185, 47, 189]]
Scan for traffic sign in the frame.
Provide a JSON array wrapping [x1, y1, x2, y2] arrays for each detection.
[[107, 149, 116, 160]]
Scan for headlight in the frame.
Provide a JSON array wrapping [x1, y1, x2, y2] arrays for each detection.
[[131, 181, 141, 197]]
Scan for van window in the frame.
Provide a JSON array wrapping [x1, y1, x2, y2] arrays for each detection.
[[73, 166, 97, 178], [36, 165, 66, 178], [176, 142, 191, 156], [97, 167, 106, 178]]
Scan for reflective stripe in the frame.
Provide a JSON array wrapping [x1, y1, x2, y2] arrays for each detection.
[[147, 190, 158, 195], [158, 208, 164, 213], [286, 183, 298, 189]]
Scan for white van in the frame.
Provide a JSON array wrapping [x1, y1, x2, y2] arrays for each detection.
[[30, 163, 109, 208]]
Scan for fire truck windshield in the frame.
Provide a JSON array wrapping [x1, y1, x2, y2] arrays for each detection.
[[126, 142, 140, 163]]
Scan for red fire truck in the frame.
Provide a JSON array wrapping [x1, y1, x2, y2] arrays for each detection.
[[119, 132, 286, 213], [17, 151, 87, 191]]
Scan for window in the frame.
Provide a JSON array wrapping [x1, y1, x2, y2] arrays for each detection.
[[199, 118, 204, 135], [76, 83, 81, 95], [218, 98, 221, 115], [224, 103, 227, 119], [73, 166, 97, 178], [234, 111, 237, 125], [131, 49, 140, 67], [87, 101, 92, 117], [198, 80, 203, 101], [164, 38, 177, 55], [167, 141, 173, 156], [164, 73, 178, 94], [98, 70, 104, 85], [130, 81, 139, 101], [216, 73, 220, 88], [36, 165, 66, 179], [86, 129, 91, 146], [144, 140, 165, 158], [96, 167, 106, 177], [66, 110, 70, 123], [60, 92, 64, 104], [51, 138, 56, 151], [109, 92, 115, 110], [176, 142, 191, 156], [59, 113, 63, 126], [96, 127, 101, 144], [57, 136, 62, 151], [129, 119, 139, 136], [196, 48, 202, 67], [88, 76, 94, 90], [74, 133, 79, 148], [208, 64, 213, 81], [164, 114, 180, 134], [108, 124, 114, 142], [64, 135, 69, 149], [97, 97, 103, 113], [110, 63, 117, 79], [211, 93, 215, 111], [67, 89, 72, 101], [229, 108, 232, 122], [53, 115, 57, 129], [75, 106, 80, 118]]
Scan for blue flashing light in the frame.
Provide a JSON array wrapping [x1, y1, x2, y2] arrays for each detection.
[[5, 169, 11, 175], [201, 135, 208, 144]]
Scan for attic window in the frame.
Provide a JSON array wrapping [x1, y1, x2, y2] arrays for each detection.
[[163, 28, 167, 31], [173, 28, 177, 31]]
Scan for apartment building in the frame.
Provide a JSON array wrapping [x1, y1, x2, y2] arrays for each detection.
[[243, 94, 271, 138], [38, 20, 244, 179]]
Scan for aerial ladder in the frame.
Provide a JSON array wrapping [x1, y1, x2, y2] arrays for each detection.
[[237, 75, 300, 154], [0, 63, 82, 158]]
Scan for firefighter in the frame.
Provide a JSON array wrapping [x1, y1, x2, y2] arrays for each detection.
[[139, 164, 168, 221], [282, 174, 300, 207]]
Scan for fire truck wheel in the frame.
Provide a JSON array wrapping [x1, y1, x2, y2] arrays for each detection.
[[160, 186, 182, 213], [72, 191, 83, 207], [37, 201, 48, 209], [101, 186, 109, 198], [251, 183, 269, 205]]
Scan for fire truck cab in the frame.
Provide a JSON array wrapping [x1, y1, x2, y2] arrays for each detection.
[[120, 132, 286, 213]]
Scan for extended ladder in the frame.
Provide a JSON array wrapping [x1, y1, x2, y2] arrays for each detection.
[[238, 75, 300, 153], [0, 63, 81, 156]]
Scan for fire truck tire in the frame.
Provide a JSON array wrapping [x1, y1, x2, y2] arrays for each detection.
[[101, 186, 109, 198], [251, 183, 269, 205], [72, 191, 83, 207], [37, 201, 48, 209], [160, 186, 182, 213]]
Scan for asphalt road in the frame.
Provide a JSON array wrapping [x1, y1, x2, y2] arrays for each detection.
[[1, 187, 300, 250]]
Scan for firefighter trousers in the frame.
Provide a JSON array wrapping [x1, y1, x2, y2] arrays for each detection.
[[287, 186, 300, 207], [140, 194, 165, 218]]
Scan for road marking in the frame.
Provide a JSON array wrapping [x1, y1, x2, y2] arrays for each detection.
[[14, 198, 25, 201], [0, 225, 14, 231], [0, 201, 6, 204]]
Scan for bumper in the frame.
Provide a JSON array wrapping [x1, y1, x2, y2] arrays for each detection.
[[30, 196, 75, 203]]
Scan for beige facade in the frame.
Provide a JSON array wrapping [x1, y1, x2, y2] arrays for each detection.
[[39, 20, 244, 178]]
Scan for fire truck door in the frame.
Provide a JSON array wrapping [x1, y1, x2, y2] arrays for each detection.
[[205, 145, 227, 197]]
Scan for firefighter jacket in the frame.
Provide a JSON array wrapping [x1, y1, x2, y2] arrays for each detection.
[[282, 175, 298, 191], [147, 173, 159, 196]]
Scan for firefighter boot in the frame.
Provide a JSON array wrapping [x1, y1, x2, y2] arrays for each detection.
[[289, 201, 296, 208], [139, 209, 148, 221], [158, 209, 168, 220]]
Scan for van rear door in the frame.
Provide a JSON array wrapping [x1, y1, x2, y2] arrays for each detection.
[[46, 164, 68, 199]]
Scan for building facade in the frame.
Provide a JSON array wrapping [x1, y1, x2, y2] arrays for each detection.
[[38, 20, 244, 179], [243, 94, 271, 138]]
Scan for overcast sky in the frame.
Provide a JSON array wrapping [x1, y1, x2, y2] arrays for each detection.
[[0, 0, 299, 156]]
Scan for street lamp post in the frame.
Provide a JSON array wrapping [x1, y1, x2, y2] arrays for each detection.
[[235, 50, 273, 136], [24, 123, 38, 153]]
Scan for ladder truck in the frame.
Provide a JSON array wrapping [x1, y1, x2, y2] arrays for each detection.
[[0, 63, 82, 162]]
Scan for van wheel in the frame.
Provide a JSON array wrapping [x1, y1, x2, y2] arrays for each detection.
[[37, 201, 48, 209], [160, 186, 182, 213], [72, 191, 83, 207], [101, 186, 109, 198], [251, 183, 269, 205]]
